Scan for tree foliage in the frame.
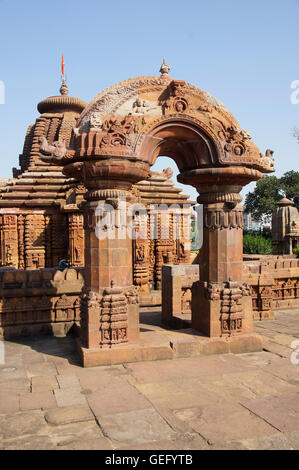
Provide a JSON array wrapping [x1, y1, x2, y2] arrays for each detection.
[[244, 171, 299, 221], [243, 233, 273, 255]]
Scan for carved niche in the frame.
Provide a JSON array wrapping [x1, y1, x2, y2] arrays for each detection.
[[68, 213, 84, 267]]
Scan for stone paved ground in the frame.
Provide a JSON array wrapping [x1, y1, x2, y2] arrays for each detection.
[[0, 308, 298, 450]]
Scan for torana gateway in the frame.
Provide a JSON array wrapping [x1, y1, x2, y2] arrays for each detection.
[[0, 62, 275, 366]]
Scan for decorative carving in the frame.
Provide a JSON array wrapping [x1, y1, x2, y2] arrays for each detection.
[[68, 213, 84, 267], [25, 214, 45, 269], [39, 136, 67, 160], [161, 167, 173, 180], [161, 80, 190, 115], [203, 279, 245, 336], [17, 215, 25, 269], [130, 98, 161, 115], [204, 208, 244, 230], [89, 112, 103, 130], [124, 286, 139, 304], [99, 282, 128, 347], [0, 215, 19, 268], [260, 149, 275, 169]]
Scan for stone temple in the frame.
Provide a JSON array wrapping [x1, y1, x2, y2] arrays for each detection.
[[1, 61, 298, 367]]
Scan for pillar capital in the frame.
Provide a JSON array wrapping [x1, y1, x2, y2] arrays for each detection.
[[178, 166, 261, 208]]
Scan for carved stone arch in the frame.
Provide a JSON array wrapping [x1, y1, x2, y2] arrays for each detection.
[[138, 114, 223, 172]]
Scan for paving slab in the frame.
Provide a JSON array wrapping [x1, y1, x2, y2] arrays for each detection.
[[98, 408, 176, 446], [22, 352, 46, 364], [0, 391, 20, 413], [0, 365, 28, 383], [125, 354, 254, 384], [54, 388, 87, 407], [48, 420, 104, 447], [0, 410, 48, 439], [77, 370, 126, 393], [2, 434, 55, 450], [173, 403, 278, 445], [240, 394, 299, 433], [135, 381, 222, 410], [87, 382, 152, 417], [31, 375, 58, 392], [27, 362, 57, 378], [56, 374, 81, 390], [44, 405, 94, 426], [57, 436, 113, 450], [118, 432, 209, 450], [240, 430, 299, 450], [20, 391, 57, 411], [0, 378, 30, 393]]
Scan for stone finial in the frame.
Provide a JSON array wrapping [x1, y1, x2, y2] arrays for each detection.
[[60, 80, 69, 96], [159, 59, 170, 77]]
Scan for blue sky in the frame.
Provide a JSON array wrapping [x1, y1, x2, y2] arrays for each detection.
[[0, 0, 299, 202]]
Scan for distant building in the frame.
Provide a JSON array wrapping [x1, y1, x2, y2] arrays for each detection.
[[243, 210, 271, 231]]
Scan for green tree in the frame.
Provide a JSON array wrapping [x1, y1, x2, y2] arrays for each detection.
[[244, 171, 299, 221], [280, 171, 299, 208]]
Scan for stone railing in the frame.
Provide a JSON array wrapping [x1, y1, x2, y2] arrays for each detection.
[[162, 256, 299, 324], [244, 255, 299, 319], [0, 268, 84, 339]]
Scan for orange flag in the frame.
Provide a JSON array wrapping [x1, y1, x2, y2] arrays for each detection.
[[61, 53, 65, 76]]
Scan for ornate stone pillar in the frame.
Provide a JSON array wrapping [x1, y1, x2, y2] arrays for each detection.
[[62, 157, 150, 363], [179, 167, 260, 338]]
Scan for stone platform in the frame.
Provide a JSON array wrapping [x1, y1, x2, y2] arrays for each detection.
[[78, 307, 262, 367], [0, 308, 298, 450]]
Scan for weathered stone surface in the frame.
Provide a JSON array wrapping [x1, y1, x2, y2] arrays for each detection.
[[44, 405, 94, 426], [20, 391, 57, 411], [98, 408, 176, 445], [0, 391, 20, 413], [2, 435, 55, 450], [0, 309, 298, 450], [240, 394, 299, 433], [173, 403, 277, 444], [0, 410, 48, 439], [125, 354, 254, 384], [0, 365, 27, 383], [31, 375, 58, 392], [87, 382, 152, 417], [54, 388, 87, 407], [57, 436, 113, 450], [119, 432, 209, 450], [0, 378, 30, 392], [241, 430, 299, 450], [56, 374, 81, 390], [27, 362, 57, 378], [47, 420, 104, 447]]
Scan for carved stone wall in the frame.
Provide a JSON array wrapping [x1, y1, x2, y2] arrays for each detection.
[[244, 255, 299, 318], [162, 256, 299, 324], [0, 268, 84, 340]]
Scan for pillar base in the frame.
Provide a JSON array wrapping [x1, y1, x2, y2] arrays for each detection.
[[76, 331, 263, 367]]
